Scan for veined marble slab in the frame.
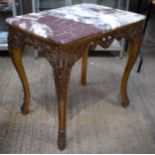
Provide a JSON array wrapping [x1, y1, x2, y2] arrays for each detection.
[[6, 3, 145, 45]]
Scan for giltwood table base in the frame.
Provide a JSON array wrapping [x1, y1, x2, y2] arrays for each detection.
[[8, 21, 143, 150]]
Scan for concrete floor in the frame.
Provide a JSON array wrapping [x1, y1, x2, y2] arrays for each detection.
[[0, 47, 155, 153]]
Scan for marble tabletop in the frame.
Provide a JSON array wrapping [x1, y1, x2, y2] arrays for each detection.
[[6, 3, 145, 45]]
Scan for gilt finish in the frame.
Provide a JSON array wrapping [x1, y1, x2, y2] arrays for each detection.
[[7, 3, 145, 150]]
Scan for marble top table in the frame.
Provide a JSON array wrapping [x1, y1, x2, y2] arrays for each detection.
[[6, 3, 145, 150]]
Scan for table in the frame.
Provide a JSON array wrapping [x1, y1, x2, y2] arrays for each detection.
[[6, 3, 145, 150]]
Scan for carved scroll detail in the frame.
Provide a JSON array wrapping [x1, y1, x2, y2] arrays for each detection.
[[8, 27, 57, 55], [89, 35, 114, 51], [88, 22, 143, 51], [112, 23, 144, 46]]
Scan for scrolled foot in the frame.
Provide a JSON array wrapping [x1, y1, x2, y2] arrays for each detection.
[[57, 130, 66, 151], [120, 95, 130, 108], [21, 103, 29, 115]]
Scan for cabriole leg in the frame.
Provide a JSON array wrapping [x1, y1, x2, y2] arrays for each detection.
[[50, 58, 72, 150], [11, 47, 30, 114], [120, 41, 139, 107]]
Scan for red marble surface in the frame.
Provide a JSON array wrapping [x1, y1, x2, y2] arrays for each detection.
[[6, 3, 145, 45]]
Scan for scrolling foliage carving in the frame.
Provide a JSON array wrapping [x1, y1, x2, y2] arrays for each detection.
[[43, 43, 89, 101], [112, 22, 144, 46], [8, 27, 55, 55], [89, 35, 114, 51], [89, 22, 143, 52]]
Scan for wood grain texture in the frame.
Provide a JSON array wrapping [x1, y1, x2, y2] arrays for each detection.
[[80, 47, 89, 86], [10, 47, 30, 115]]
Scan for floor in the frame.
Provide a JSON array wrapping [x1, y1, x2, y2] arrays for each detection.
[[0, 3, 155, 154], [0, 44, 155, 153]]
